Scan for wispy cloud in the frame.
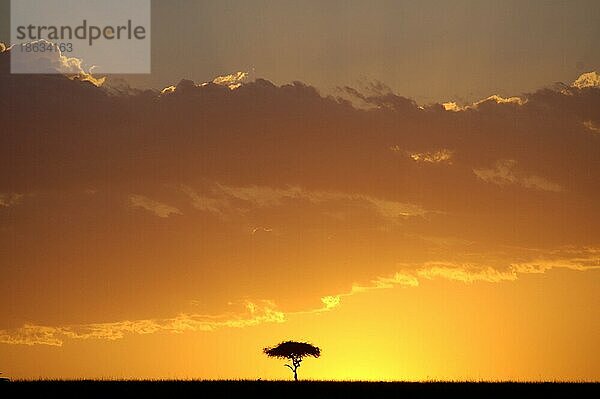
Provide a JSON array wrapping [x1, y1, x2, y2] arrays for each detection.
[[181, 185, 228, 215], [317, 246, 600, 311], [252, 227, 273, 234], [1, 247, 597, 346], [320, 295, 341, 310], [129, 194, 182, 218], [0, 296, 346, 346], [0, 300, 284, 347], [473, 159, 563, 192], [511, 247, 600, 273], [583, 120, 600, 134], [401, 148, 454, 164], [350, 272, 420, 293], [0, 193, 24, 207], [160, 71, 248, 95], [183, 184, 427, 220], [416, 263, 517, 283]]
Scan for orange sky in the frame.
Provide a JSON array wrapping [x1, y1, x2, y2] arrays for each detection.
[[0, 40, 599, 380]]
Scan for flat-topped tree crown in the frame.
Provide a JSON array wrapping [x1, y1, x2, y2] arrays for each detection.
[[263, 341, 321, 359], [263, 341, 321, 381]]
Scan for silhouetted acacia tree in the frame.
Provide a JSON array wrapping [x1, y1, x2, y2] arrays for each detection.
[[263, 341, 321, 381]]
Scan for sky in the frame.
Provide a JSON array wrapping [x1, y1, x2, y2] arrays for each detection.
[[0, 1, 599, 381], [1, 0, 600, 102]]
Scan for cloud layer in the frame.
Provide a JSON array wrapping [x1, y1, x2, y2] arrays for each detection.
[[0, 47, 599, 348], [0, 300, 284, 346], [2, 245, 596, 346]]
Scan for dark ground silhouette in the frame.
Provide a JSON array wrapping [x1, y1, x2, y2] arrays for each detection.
[[0, 380, 597, 399]]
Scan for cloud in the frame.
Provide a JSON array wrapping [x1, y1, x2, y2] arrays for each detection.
[[473, 159, 563, 192], [0, 300, 284, 347], [0, 293, 350, 346], [403, 149, 454, 164], [252, 227, 273, 234], [0, 193, 23, 207], [160, 71, 248, 95], [345, 272, 419, 296], [337, 80, 418, 110], [442, 102, 462, 111], [181, 185, 228, 215], [511, 247, 600, 273], [212, 71, 249, 90], [356, 272, 420, 291], [8, 40, 105, 87], [217, 184, 300, 208], [416, 263, 517, 283], [320, 295, 341, 310], [129, 195, 182, 218], [474, 95, 526, 107], [1, 48, 599, 343], [160, 85, 176, 95], [184, 184, 427, 220], [443, 95, 525, 111], [322, 246, 600, 306], [2, 245, 597, 346], [572, 71, 600, 89], [583, 120, 600, 134], [0, 325, 64, 346]]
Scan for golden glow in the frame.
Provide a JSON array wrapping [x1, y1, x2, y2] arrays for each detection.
[[212, 71, 248, 90], [407, 149, 454, 164], [572, 71, 600, 89], [1, 39, 599, 381], [2, 269, 596, 381]]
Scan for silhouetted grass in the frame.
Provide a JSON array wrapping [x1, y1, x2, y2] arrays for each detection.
[[1, 380, 597, 398]]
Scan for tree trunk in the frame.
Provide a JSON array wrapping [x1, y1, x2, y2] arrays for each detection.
[[293, 368, 298, 381]]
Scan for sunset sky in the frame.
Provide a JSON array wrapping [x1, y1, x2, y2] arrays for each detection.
[[0, 0, 599, 381]]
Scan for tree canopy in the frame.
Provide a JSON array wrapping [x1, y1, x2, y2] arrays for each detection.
[[263, 341, 321, 381], [263, 341, 321, 359]]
